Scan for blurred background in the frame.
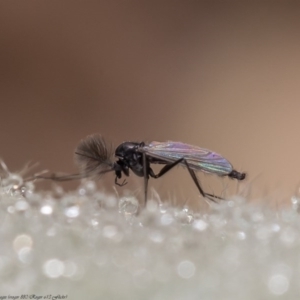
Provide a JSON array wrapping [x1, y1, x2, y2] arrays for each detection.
[[1, 1, 300, 207]]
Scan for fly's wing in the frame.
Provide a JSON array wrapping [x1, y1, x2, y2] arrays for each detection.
[[141, 141, 233, 176]]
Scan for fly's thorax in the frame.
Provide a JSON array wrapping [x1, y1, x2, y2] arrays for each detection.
[[115, 142, 140, 159]]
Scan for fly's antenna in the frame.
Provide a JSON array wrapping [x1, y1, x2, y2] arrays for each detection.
[[30, 169, 114, 182], [28, 134, 115, 183], [29, 172, 89, 182], [75, 134, 115, 178]]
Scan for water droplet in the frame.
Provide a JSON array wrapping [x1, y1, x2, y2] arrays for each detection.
[[90, 219, 99, 227], [64, 205, 80, 218], [271, 223, 281, 232], [193, 219, 208, 231], [103, 225, 118, 239], [160, 213, 174, 226], [176, 208, 194, 224], [236, 231, 246, 240], [2, 174, 23, 189], [43, 259, 65, 278], [291, 196, 300, 212], [291, 195, 299, 205], [177, 260, 196, 279], [119, 196, 139, 215], [103, 195, 118, 208], [149, 230, 165, 243], [268, 274, 289, 295], [18, 247, 33, 264], [159, 203, 168, 213], [15, 200, 29, 211], [7, 206, 15, 214], [78, 180, 96, 196], [40, 205, 53, 215], [13, 234, 33, 253]]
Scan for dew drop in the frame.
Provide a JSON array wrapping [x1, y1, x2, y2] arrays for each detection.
[[15, 200, 29, 211], [268, 274, 289, 295], [119, 196, 139, 215], [64, 205, 80, 218], [43, 259, 65, 278], [40, 205, 53, 215], [177, 260, 196, 279]]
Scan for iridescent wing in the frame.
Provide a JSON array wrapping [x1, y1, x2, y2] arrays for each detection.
[[140, 141, 233, 176]]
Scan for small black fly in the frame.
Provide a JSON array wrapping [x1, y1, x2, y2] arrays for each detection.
[[34, 134, 246, 203]]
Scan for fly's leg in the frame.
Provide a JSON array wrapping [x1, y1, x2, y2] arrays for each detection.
[[143, 152, 149, 205], [115, 175, 127, 187], [182, 160, 223, 202], [149, 158, 224, 202]]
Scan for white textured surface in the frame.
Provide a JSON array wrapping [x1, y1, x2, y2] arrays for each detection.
[[1, 165, 300, 299]]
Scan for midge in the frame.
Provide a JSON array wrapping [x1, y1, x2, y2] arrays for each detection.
[[35, 134, 246, 203]]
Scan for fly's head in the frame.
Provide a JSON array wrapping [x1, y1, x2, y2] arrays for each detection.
[[115, 142, 144, 177]]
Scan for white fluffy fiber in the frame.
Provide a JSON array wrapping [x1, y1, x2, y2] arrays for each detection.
[[0, 163, 299, 300]]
